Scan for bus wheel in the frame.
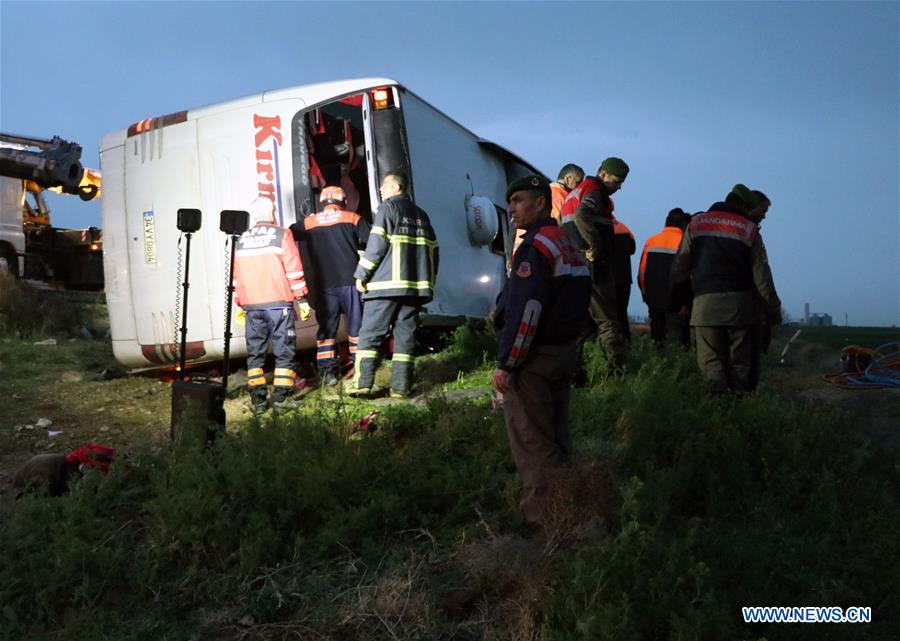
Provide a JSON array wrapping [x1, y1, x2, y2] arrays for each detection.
[[0, 247, 18, 278]]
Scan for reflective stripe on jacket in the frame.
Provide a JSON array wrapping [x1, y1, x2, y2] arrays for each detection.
[[687, 207, 758, 296], [298, 207, 370, 290], [638, 225, 683, 308], [233, 222, 308, 309], [560, 176, 615, 263], [549, 182, 568, 222], [354, 194, 439, 301], [495, 218, 591, 371]]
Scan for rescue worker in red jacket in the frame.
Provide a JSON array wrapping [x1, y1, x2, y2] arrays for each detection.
[[561, 157, 630, 372], [638, 208, 692, 346], [350, 171, 439, 398], [611, 216, 635, 343], [294, 186, 370, 387], [233, 198, 308, 410], [670, 185, 781, 392], [493, 175, 591, 526]]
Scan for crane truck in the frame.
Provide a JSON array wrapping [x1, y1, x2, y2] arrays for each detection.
[[0, 133, 103, 290]]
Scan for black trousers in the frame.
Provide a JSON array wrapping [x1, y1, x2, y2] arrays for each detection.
[[649, 307, 690, 347], [615, 283, 632, 343], [354, 297, 421, 393]]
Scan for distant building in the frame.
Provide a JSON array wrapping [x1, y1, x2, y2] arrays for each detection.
[[807, 313, 833, 327], [803, 302, 832, 326]]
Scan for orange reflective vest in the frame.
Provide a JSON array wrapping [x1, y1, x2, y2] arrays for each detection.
[[638, 226, 683, 307], [233, 222, 308, 309], [549, 182, 569, 222]]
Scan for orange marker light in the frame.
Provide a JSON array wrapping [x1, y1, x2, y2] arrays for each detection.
[[373, 88, 390, 110]]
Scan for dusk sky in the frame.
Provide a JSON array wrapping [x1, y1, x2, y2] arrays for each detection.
[[1, 1, 897, 326]]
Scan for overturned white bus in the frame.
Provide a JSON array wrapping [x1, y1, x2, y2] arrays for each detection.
[[99, 78, 541, 369]]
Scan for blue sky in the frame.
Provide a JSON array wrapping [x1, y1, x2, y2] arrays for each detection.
[[1, 1, 897, 326]]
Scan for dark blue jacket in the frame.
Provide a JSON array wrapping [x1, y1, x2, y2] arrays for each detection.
[[495, 218, 591, 371]]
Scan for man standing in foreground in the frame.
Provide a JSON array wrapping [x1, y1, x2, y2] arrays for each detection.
[[233, 198, 308, 411], [670, 185, 781, 392], [350, 171, 439, 398], [561, 157, 630, 372], [493, 175, 591, 526]]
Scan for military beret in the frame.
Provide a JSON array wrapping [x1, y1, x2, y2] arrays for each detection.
[[506, 174, 551, 203], [600, 157, 629, 179], [726, 184, 755, 210]]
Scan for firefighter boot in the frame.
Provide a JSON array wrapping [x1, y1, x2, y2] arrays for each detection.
[[250, 386, 269, 413], [390, 358, 413, 398], [350, 350, 379, 397]]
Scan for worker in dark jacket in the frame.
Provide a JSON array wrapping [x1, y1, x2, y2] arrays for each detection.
[[350, 171, 439, 397], [747, 189, 774, 390], [670, 185, 781, 392], [294, 186, 370, 386], [611, 216, 635, 343], [233, 198, 308, 410], [561, 157, 630, 372], [638, 208, 691, 346], [493, 175, 591, 526]]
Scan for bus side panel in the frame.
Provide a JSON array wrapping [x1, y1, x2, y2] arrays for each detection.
[[99, 143, 144, 365], [196, 98, 317, 359], [124, 121, 210, 360], [400, 92, 507, 318]]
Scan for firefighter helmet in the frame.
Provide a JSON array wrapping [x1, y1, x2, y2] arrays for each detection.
[[319, 186, 346, 206]]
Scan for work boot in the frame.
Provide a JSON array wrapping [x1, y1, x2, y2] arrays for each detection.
[[347, 386, 372, 399], [389, 389, 411, 399], [321, 372, 340, 387], [250, 388, 269, 413], [390, 360, 413, 398]]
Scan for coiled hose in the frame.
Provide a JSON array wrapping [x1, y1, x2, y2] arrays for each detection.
[[823, 341, 900, 389]]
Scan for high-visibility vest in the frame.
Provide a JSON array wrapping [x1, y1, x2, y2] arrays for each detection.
[[638, 226, 683, 308]]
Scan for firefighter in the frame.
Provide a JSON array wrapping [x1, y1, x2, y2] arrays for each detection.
[[561, 157, 630, 372], [296, 186, 370, 387], [612, 216, 635, 343], [550, 163, 585, 222], [638, 208, 692, 346], [670, 185, 781, 393], [493, 175, 591, 526], [350, 171, 439, 398], [233, 198, 308, 410]]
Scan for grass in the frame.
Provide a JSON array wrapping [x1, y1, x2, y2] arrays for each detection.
[[798, 325, 899, 351], [1, 326, 899, 640]]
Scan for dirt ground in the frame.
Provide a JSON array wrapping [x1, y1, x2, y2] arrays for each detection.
[[764, 327, 900, 451], [1, 324, 897, 501]]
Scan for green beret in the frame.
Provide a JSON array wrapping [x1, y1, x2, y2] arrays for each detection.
[[506, 174, 551, 203], [726, 183, 755, 211], [600, 157, 629, 179]]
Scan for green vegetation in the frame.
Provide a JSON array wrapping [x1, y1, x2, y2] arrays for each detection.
[[798, 325, 899, 351], [1, 329, 898, 640], [0, 275, 108, 340]]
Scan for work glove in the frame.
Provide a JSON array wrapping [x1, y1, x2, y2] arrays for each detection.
[[235, 307, 246, 326], [296, 299, 312, 321]]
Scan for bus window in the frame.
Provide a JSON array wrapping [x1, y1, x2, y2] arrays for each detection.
[[291, 95, 371, 222]]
